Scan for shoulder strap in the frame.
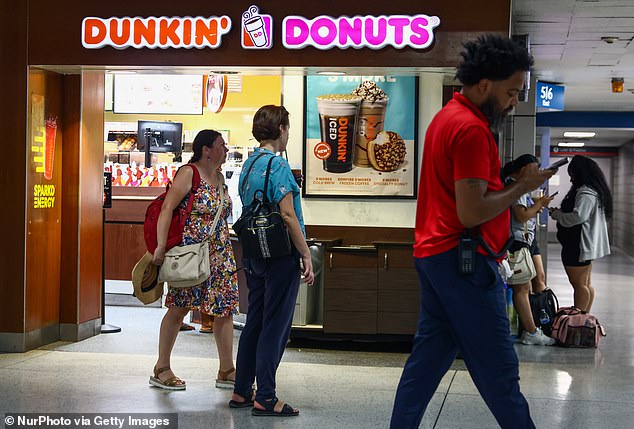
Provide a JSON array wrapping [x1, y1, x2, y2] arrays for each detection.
[[179, 164, 201, 217], [262, 155, 276, 202], [210, 174, 225, 234], [240, 152, 268, 196]]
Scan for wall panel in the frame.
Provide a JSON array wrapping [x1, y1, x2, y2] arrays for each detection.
[[25, 70, 63, 333], [0, 0, 28, 337], [79, 73, 105, 323]]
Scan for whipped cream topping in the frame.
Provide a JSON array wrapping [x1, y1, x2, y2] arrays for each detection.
[[351, 81, 388, 103]]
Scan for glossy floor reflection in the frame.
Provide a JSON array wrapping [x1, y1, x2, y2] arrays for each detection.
[[1, 244, 633, 428]]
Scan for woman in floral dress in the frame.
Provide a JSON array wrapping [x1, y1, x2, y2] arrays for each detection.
[[150, 129, 239, 390]]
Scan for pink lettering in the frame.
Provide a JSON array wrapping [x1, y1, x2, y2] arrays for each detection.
[[311, 18, 337, 45], [387, 17, 409, 45], [284, 18, 309, 46], [281, 14, 439, 50], [410, 17, 431, 46], [364, 18, 387, 46], [338, 18, 362, 45]]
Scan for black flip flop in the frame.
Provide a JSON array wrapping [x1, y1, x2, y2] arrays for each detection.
[[229, 390, 254, 409], [252, 397, 299, 417]]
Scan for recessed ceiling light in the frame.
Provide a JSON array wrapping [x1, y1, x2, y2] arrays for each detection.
[[563, 132, 595, 138], [106, 70, 137, 74], [209, 70, 240, 75], [558, 142, 585, 147], [317, 71, 346, 76], [601, 36, 619, 44]]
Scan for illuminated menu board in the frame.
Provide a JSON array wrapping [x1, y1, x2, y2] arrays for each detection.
[[113, 74, 203, 114]]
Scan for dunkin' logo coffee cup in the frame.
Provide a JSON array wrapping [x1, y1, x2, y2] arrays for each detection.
[[244, 16, 268, 47], [316, 94, 361, 173]]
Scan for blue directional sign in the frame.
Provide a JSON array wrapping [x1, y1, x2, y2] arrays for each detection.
[[536, 82, 565, 110]]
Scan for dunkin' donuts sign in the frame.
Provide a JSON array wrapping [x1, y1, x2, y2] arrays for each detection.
[[82, 7, 440, 50], [282, 14, 440, 50]]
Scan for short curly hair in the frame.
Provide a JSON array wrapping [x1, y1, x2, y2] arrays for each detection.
[[456, 34, 533, 86]]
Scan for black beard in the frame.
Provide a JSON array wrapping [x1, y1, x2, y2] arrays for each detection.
[[480, 97, 510, 133]]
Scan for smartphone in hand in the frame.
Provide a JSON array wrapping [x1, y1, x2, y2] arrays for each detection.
[[545, 157, 569, 170]]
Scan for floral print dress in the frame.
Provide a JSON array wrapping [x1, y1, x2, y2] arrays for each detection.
[[165, 179, 239, 317]]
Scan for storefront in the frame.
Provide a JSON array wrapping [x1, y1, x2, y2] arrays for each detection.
[[0, 0, 511, 351]]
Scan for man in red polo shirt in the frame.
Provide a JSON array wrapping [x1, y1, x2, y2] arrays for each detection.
[[391, 35, 556, 429]]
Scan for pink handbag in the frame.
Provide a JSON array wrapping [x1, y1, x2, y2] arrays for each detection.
[[551, 306, 606, 348]]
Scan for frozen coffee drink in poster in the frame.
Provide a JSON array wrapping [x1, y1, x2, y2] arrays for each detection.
[[351, 81, 388, 167], [316, 94, 361, 173]]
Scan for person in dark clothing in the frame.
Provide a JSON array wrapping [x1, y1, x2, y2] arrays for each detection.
[[550, 155, 612, 312]]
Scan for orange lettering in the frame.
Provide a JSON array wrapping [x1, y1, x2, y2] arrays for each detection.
[[182, 20, 192, 45], [83, 18, 106, 46], [159, 18, 180, 45], [134, 19, 156, 45], [195, 19, 218, 45], [109, 19, 131, 46]]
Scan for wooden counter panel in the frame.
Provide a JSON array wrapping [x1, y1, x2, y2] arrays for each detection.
[[105, 187, 163, 223], [324, 268, 377, 290], [326, 251, 377, 269], [307, 225, 413, 246], [378, 290, 419, 313], [378, 312, 419, 335], [376, 246, 416, 269], [105, 223, 146, 280], [325, 289, 377, 313], [378, 269, 419, 291], [324, 311, 377, 334]]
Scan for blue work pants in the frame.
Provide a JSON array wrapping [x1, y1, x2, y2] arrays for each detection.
[[390, 248, 535, 429]]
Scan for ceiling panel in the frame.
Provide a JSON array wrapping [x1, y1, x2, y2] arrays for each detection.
[[513, 0, 634, 111]]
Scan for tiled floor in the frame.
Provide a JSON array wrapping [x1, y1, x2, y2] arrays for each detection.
[[1, 244, 633, 428]]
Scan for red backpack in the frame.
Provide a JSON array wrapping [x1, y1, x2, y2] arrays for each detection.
[[143, 164, 201, 255]]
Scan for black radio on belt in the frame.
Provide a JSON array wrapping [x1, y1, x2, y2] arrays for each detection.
[[458, 228, 513, 275], [458, 232, 478, 274]]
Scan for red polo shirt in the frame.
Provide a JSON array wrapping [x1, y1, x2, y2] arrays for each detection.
[[414, 92, 509, 260]]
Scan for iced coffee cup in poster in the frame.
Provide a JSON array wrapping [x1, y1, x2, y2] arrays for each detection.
[[316, 94, 361, 173], [45, 117, 57, 180], [351, 81, 388, 167]]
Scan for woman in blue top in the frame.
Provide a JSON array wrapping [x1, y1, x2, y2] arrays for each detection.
[[230, 105, 314, 417]]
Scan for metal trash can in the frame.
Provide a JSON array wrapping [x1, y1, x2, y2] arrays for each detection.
[[292, 244, 324, 326]]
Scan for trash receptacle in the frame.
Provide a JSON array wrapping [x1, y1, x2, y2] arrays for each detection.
[[292, 243, 324, 326]]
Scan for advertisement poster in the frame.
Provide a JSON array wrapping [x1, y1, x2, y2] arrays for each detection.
[[304, 76, 418, 198]]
